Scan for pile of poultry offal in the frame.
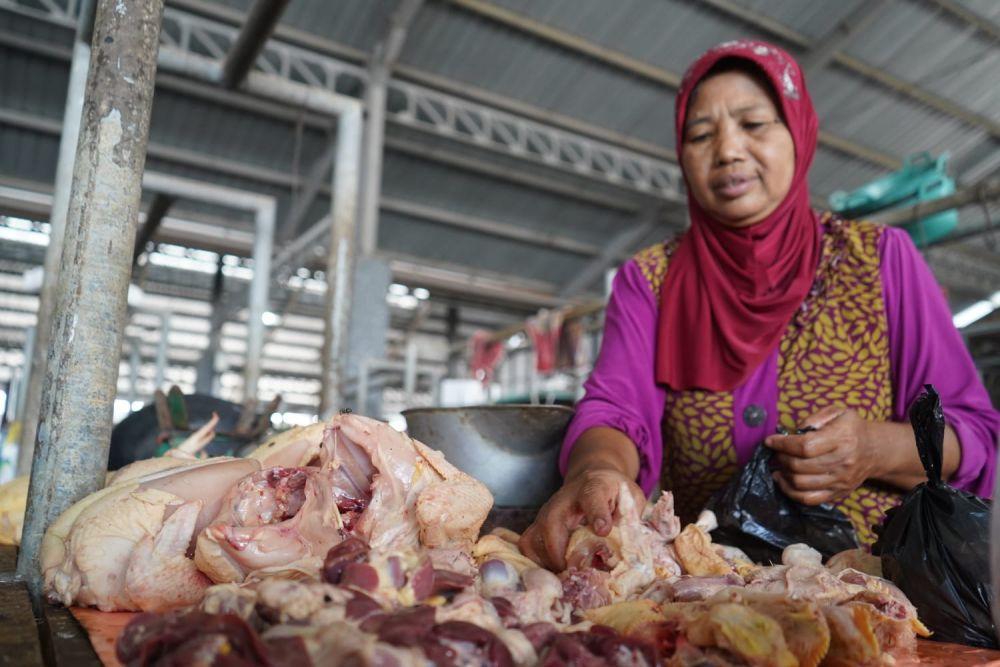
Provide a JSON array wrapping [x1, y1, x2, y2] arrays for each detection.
[[43, 413, 930, 667]]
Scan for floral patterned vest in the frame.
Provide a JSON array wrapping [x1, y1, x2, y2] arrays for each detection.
[[634, 215, 902, 546]]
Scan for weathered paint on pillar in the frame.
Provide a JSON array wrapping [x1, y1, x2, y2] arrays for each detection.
[[17, 0, 165, 594], [318, 106, 362, 418]]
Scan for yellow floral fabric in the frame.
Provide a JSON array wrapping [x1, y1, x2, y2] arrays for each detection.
[[639, 215, 903, 544]]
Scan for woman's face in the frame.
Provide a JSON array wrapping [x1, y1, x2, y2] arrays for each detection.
[[680, 69, 795, 228]]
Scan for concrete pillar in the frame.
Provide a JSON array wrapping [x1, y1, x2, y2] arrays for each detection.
[[17, 0, 165, 595]]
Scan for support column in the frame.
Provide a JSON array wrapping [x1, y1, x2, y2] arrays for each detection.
[[196, 259, 226, 395], [17, 0, 164, 595], [154, 314, 170, 391], [403, 338, 418, 405], [129, 339, 142, 404], [318, 106, 362, 417], [16, 6, 95, 476], [13, 326, 36, 424], [445, 305, 462, 378], [359, 0, 424, 256], [243, 201, 276, 401], [359, 65, 387, 257]]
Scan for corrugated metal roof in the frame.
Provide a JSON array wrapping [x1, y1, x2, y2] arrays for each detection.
[[0, 0, 997, 297], [381, 149, 635, 245], [845, 1, 999, 117], [377, 207, 590, 285], [210, 0, 394, 54], [724, 0, 868, 41]]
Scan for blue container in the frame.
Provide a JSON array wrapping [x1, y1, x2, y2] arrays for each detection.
[[829, 152, 958, 246]]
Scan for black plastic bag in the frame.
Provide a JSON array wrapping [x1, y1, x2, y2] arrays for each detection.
[[872, 385, 997, 648], [704, 443, 860, 565]]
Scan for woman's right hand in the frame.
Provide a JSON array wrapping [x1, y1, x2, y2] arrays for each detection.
[[518, 467, 644, 572]]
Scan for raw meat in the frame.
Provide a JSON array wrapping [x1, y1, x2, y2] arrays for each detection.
[[42, 457, 259, 611], [194, 413, 493, 583]]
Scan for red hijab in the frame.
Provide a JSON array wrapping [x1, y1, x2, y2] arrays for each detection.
[[656, 41, 821, 393]]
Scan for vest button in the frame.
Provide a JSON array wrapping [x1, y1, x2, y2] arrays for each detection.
[[743, 404, 766, 427]]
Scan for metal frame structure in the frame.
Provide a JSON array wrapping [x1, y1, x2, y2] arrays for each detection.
[[0, 0, 687, 204], [139, 171, 278, 403]]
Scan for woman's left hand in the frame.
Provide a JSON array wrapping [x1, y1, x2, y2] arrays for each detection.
[[764, 406, 875, 505]]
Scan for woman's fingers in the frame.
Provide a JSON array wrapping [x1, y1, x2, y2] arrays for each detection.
[[776, 470, 836, 491], [519, 510, 570, 571], [774, 450, 842, 474], [765, 430, 837, 458], [575, 473, 620, 536], [774, 471, 833, 506]]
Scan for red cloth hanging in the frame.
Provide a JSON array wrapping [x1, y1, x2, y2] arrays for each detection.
[[468, 330, 505, 384], [525, 309, 564, 373]]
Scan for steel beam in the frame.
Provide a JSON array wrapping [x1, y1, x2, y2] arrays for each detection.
[[800, 0, 892, 74], [927, 0, 1000, 42], [954, 140, 1000, 186], [385, 253, 567, 309], [359, 0, 425, 256], [220, 0, 290, 89], [930, 222, 1000, 249], [133, 193, 174, 265], [129, 338, 142, 404], [696, 0, 1000, 140], [383, 135, 642, 213], [245, 193, 275, 401], [443, 0, 900, 170], [279, 138, 337, 244], [869, 177, 1000, 227], [318, 104, 362, 417], [0, 30, 652, 211], [166, 0, 677, 162], [195, 258, 225, 394], [927, 248, 1000, 296], [0, 106, 324, 193], [13, 325, 34, 424], [0, 2, 688, 200], [17, 0, 164, 596], [559, 215, 659, 298], [140, 171, 277, 401], [380, 197, 601, 256]]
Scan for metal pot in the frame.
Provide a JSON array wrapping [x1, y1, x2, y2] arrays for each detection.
[[402, 405, 572, 507]]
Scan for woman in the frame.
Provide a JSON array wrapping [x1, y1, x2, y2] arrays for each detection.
[[520, 40, 1000, 571]]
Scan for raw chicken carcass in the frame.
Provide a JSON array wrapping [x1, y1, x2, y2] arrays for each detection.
[[336, 414, 493, 550], [561, 483, 682, 601], [661, 599, 799, 667], [41, 456, 259, 611], [194, 413, 494, 584], [714, 589, 831, 667], [193, 465, 343, 584], [1, 415, 222, 548]]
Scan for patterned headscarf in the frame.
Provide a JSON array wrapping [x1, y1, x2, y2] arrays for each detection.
[[656, 40, 821, 392]]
